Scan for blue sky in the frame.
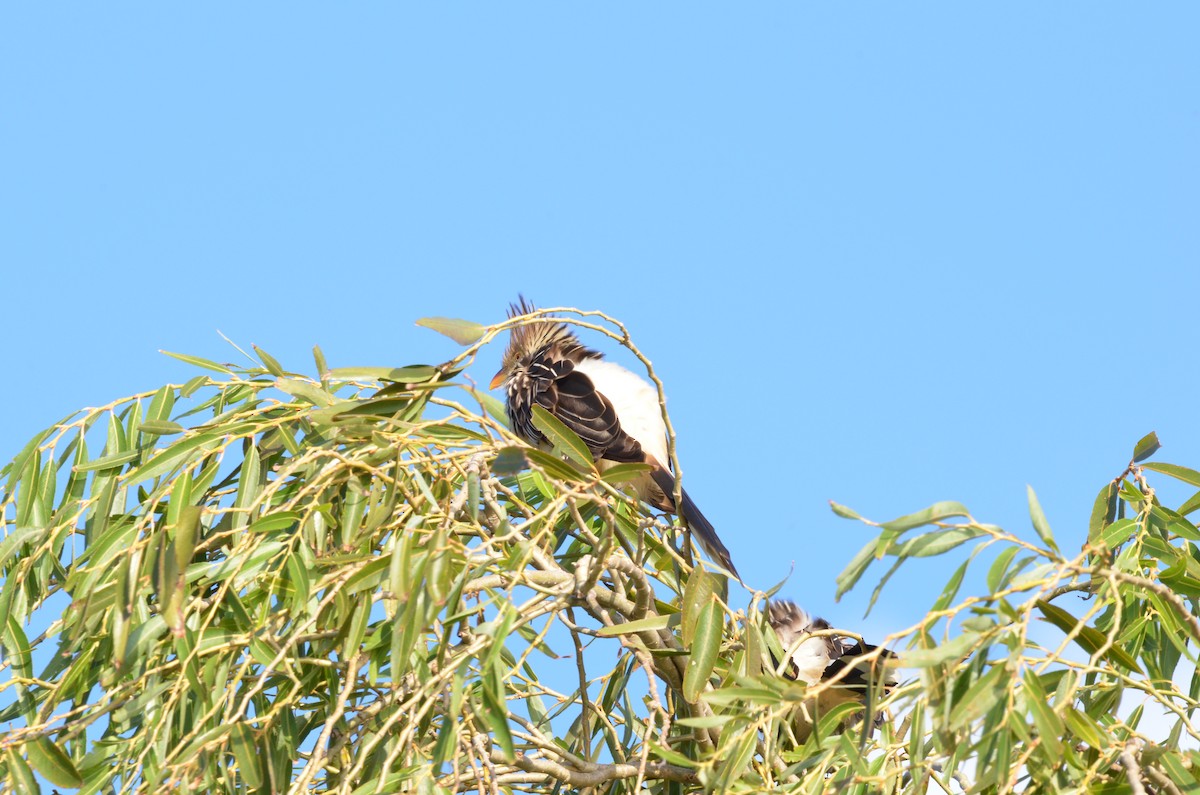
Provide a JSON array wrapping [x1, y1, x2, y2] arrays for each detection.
[[4, 4, 1198, 640]]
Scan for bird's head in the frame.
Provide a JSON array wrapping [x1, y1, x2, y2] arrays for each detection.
[[489, 297, 592, 389]]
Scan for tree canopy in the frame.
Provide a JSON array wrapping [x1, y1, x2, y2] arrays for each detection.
[[2, 307, 1200, 794]]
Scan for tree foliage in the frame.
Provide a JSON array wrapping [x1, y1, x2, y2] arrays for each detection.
[[1, 308, 1200, 793]]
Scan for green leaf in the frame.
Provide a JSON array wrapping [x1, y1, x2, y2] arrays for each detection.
[[902, 632, 979, 668], [1132, 431, 1161, 463], [1026, 485, 1058, 552], [596, 614, 673, 636], [829, 501, 863, 520], [326, 365, 440, 383], [275, 377, 335, 407], [1063, 706, 1106, 750], [312, 344, 328, 380], [1159, 750, 1200, 789], [5, 748, 39, 795], [682, 570, 719, 647], [229, 723, 262, 788], [683, 600, 722, 703], [524, 448, 588, 483], [129, 433, 224, 485], [160, 350, 233, 374], [880, 501, 970, 534], [1178, 489, 1200, 517], [648, 742, 695, 768], [480, 668, 515, 762], [892, 526, 984, 558], [477, 392, 509, 426], [835, 538, 877, 601], [27, 736, 83, 788], [1036, 600, 1143, 673], [491, 447, 528, 476], [986, 546, 1020, 594], [137, 419, 185, 436], [599, 462, 653, 484], [174, 505, 201, 571], [1097, 518, 1138, 550], [1087, 481, 1119, 543], [1142, 461, 1200, 488], [415, 316, 486, 345], [931, 559, 971, 612], [73, 449, 139, 473], [253, 345, 285, 377], [1022, 668, 1064, 758], [947, 663, 1008, 729], [529, 405, 594, 468]]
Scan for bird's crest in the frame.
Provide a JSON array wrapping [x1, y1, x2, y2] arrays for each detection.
[[499, 297, 596, 373]]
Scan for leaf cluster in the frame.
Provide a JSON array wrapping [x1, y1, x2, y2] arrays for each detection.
[[1, 311, 1198, 795]]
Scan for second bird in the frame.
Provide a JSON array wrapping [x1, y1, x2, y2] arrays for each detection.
[[490, 298, 739, 578]]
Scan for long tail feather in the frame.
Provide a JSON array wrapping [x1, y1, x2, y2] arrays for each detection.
[[649, 467, 739, 578]]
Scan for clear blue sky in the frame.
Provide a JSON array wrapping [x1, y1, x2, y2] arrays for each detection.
[[4, 4, 1198, 638]]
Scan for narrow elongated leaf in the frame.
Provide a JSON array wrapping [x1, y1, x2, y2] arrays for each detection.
[[128, 433, 224, 484], [529, 405, 594, 468], [524, 448, 588, 482], [230, 723, 263, 789], [835, 538, 877, 601], [986, 546, 1020, 594], [599, 462, 652, 484], [275, 378, 335, 407], [480, 669, 515, 762], [1022, 668, 1064, 758], [5, 748, 38, 795], [1026, 485, 1058, 552], [1036, 600, 1143, 673], [415, 316, 486, 344], [948, 663, 1008, 729], [1160, 751, 1200, 788], [1097, 517, 1138, 549], [880, 501, 970, 534], [683, 600, 722, 702], [160, 350, 233, 374], [1143, 461, 1200, 488], [596, 614, 673, 636], [1179, 489, 1200, 517], [1132, 431, 1161, 463], [312, 345, 328, 380], [253, 345, 285, 377], [27, 737, 83, 788], [903, 632, 979, 668], [137, 419, 185, 436], [829, 501, 863, 520], [893, 526, 983, 558], [73, 450, 139, 473], [682, 570, 719, 647], [1087, 481, 1119, 542], [931, 559, 971, 612], [327, 365, 439, 383]]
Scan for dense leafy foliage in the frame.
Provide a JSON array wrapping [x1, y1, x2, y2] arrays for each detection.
[[1, 308, 1199, 793]]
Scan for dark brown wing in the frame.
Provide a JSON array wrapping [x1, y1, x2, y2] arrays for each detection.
[[507, 346, 644, 463]]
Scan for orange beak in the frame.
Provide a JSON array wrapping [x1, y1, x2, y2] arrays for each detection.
[[489, 370, 507, 390]]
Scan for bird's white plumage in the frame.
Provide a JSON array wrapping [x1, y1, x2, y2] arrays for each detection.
[[572, 358, 670, 466], [788, 637, 834, 686], [770, 603, 833, 685]]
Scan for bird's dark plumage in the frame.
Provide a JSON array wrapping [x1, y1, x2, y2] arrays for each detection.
[[492, 298, 739, 578]]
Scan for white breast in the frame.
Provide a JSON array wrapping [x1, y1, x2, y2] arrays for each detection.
[[572, 358, 670, 466], [788, 637, 833, 686]]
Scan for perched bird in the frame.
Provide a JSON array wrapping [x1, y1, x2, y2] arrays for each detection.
[[490, 298, 739, 578], [767, 600, 895, 741]]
